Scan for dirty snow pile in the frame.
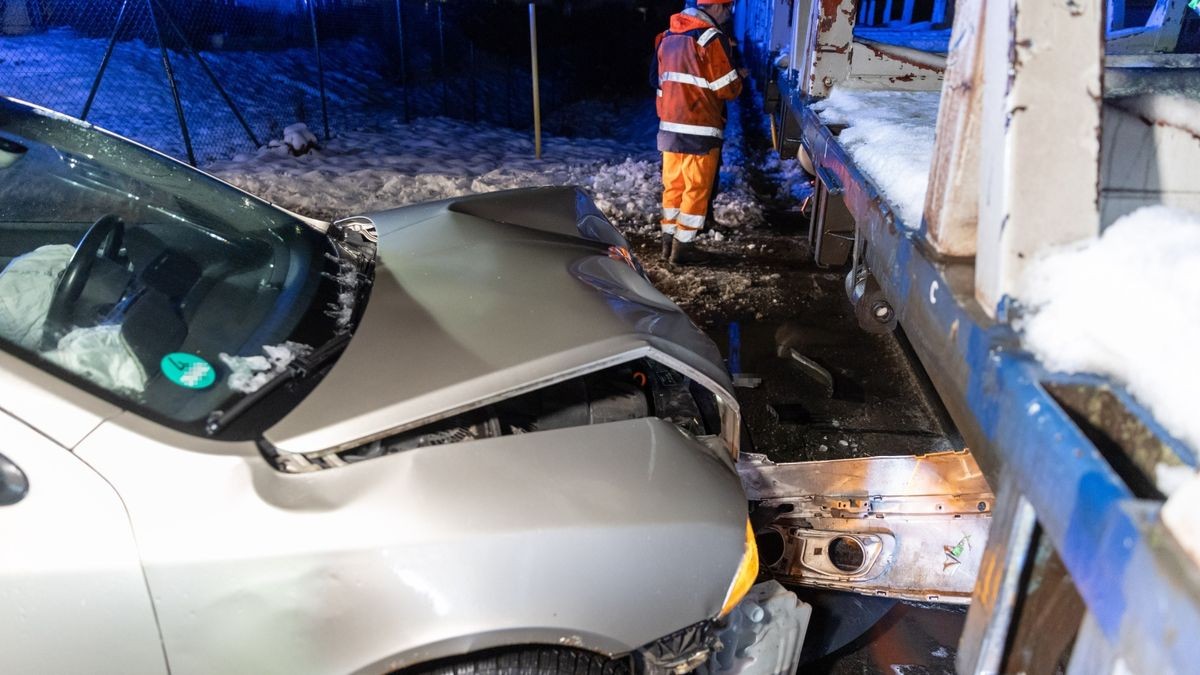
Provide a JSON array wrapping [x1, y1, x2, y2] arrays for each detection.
[[811, 87, 941, 229], [1017, 205, 1200, 453], [709, 99, 765, 229]]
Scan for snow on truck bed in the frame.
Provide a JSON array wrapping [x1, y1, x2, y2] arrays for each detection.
[[810, 87, 941, 230], [1018, 205, 1200, 455]]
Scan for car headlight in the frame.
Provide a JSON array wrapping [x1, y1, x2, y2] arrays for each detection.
[[719, 519, 760, 617]]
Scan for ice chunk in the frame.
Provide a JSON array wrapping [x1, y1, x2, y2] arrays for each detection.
[[220, 341, 314, 394]]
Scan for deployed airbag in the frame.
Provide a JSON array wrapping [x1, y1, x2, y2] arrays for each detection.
[[43, 325, 146, 393], [0, 244, 74, 349]]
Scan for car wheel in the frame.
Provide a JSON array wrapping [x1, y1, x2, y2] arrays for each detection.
[[406, 647, 632, 675]]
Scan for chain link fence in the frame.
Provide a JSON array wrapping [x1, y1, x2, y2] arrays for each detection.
[[1, 0, 662, 165]]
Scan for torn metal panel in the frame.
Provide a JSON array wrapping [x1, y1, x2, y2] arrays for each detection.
[[974, 0, 1104, 316], [804, 0, 858, 97], [740, 452, 993, 603], [739, 450, 989, 500], [923, 0, 986, 257], [846, 39, 946, 90], [956, 475, 1038, 675]]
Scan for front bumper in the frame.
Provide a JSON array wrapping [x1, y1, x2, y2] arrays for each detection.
[[639, 582, 811, 675]]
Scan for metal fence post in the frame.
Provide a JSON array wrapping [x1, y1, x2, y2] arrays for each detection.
[[395, 0, 409, 123], [469, 42, 477, 122], [154, 0, 260, 148], [307, 0, 331, 140], [529, 2, 541, 159], [437, 2, 447, 117], [145, 0, 196, 165], [81, 0, 130, 121]]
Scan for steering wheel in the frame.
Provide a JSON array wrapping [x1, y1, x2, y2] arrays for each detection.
[[41, 214, 126, 348]]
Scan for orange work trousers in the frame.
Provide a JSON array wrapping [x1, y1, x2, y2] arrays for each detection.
[[661, 148, 720, 243]]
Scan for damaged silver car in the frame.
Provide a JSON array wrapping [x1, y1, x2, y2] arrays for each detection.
[[0, 97, 809, 674]]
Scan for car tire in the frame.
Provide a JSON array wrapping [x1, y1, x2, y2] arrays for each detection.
[[406, 646, 632, 675]]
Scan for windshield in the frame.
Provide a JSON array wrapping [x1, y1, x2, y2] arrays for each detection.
[[0, 99, 365, 436]]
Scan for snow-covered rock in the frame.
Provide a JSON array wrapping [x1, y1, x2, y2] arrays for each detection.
[[282, 123, 320, 155]]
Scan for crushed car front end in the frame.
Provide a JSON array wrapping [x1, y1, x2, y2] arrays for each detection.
[[0, 94, 808, 674]]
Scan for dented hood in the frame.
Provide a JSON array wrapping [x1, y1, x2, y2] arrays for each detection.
[[265, 188, 732, 456]]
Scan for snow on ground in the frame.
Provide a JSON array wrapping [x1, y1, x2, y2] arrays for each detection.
[[811, 87, 940, 230], [712, 97, 765, 229], [0, 27, 565, 163], [1017, 205, 1200, 453], [209, 115, 662, 226], [4, 28, 770, 232], [211, 102, 768, 231]]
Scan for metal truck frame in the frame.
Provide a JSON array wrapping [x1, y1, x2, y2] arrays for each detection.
[[736, 0, 1200, 671]]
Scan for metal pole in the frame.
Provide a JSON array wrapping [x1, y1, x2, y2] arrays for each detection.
[[307, 0, 331, 140], [506, 52, 515, 128], [146, 0, 196, 165], [437, 2, 447, 117], [469, 42, 477, 122], [82, 0, 130, 120], [154, 0, 260, 147], [528, 2, 541, 159], [395, 0, 409, 123], [931, 0, 948, 26]]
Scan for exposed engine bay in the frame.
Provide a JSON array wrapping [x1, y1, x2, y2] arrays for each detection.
[[266, 358, 726, 472]]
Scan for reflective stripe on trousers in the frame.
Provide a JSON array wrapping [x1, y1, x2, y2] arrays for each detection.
[[661, 148, 720, 243]]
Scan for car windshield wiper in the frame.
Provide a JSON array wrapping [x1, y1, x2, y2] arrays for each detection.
[[204, 332, 352, 436]]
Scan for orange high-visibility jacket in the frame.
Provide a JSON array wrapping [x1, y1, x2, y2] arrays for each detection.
[[651, 8, 742, 155]]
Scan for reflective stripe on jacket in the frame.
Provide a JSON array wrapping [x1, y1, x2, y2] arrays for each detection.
[[651, 8, 742, 154]]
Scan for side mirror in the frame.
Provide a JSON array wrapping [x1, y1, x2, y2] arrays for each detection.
[[0, 452, 28, 505], [0, 136, 28, 170]]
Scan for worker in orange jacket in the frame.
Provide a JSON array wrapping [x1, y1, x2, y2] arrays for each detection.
[[651, 0, 742, 264]]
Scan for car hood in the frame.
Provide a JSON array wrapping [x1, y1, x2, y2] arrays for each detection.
[[265, 188, 733, 456]]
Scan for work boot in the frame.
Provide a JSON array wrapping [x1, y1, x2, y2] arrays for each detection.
[[661, 232, 673, 260], [669, 239, 706, 265]]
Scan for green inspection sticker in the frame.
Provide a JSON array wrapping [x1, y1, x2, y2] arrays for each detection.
[[161, 353, 216, 390]]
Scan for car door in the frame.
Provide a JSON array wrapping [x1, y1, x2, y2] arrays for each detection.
[[0, 410, 167, 674]]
